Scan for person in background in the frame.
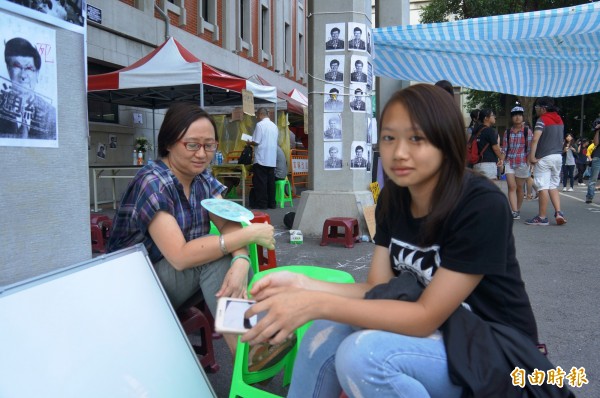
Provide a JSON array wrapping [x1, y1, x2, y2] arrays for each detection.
[[501, 105, 531, 219], [585, 119, 600, 204], [249, 107, 278, 209], [526, 97, 566, 225], [434, 80, 454, 97], [107, 102, 275, 355], [275, 145, 288, 182], [241, 84, 570, 398], [466, 109, 480, 141], [473, 109, 504, 179], [575, 138, 589, 186], [561, 133, 577, 192]]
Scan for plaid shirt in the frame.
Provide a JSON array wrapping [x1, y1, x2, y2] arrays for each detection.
[[107, 160, 226, 263], [502, 126, 532, 169]]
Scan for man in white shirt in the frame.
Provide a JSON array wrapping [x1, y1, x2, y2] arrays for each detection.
[[250, 108, 279, 209]]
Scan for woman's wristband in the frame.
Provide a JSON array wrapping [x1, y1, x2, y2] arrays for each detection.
[[230, 254, 251, 267], [219, 235, 229, 255]]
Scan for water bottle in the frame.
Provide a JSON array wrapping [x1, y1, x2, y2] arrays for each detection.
[[216, 151, 223, 165], [132, 149, 137, 165], [137, 151, 144, 165]]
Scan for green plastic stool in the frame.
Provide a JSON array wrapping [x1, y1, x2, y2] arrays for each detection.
[[228, 265, 355, 398], [274, 178, 293, 208]]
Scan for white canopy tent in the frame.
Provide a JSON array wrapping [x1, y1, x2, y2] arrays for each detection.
[[372, 3, 600, 97]]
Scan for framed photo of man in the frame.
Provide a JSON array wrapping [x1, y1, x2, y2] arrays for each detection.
[[349, 83, 367, 113], [324, 55, 345, 83], [325, 23, 345, 51], [350, 55, 368, 83], [323, 114, 342, 141], [350, 141, 369, 170], [0, 13, 58, 148], [324, 84, 344, 113], [109, 134, 118, 149], [347, 22, 367, 52], [324, 143, 343, 170]]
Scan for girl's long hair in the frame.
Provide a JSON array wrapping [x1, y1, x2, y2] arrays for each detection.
[[376, 84, 467, 245]]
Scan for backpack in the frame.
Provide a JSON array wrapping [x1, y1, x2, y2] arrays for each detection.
[[237, 144, 253, 165], [467, 127, 489, 165]]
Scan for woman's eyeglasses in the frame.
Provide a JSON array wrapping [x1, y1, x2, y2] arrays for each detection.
[[181, 141, 218, 152]]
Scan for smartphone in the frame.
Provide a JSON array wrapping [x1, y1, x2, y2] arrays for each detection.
[[214, 297, 257, 334]]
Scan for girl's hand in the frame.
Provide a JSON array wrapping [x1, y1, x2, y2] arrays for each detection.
[[246, 223, 275, 250], [216, 259, 250, 299], [250, 271, 305, 301], [242, 288, 313, 345]]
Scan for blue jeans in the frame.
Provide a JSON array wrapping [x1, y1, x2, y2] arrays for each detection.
[[287, 320, 463, 398], [586, 157, 600, 201]]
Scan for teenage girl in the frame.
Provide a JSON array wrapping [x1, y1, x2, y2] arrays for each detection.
[[242, 84, 566, 397]]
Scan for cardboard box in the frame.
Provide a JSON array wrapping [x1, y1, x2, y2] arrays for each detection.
[[290, 230, 303, 244]]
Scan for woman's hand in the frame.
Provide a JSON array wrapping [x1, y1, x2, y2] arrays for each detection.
[[242, 288, 314, 345], [216, 259, 250, 299], [245, 222, 276, 250]]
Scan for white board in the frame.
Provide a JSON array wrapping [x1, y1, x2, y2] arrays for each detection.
[[0, 245, 216, 398]]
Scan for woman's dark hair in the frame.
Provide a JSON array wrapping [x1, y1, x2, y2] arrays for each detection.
[[377, 84, 466, 245], [434, 80, 454, 97], [477, 108, 494, 123], [536, 96, 559, 113], [157, 102, 218, 158]]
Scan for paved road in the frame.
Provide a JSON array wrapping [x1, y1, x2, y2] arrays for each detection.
[[207, 181, 599, 397]]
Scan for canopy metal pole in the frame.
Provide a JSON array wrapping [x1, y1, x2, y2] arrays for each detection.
[[152, 108, 156, 160], [200, 83, 205, 108]]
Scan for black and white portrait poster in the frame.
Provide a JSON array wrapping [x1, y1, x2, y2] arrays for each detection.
[[324, 55, 345, 83], [0, 13, 58, 148], [349, 83, 367, 113], [325, 23, 345, 51], [347, 22, 367, 52], [350, 141, 368, 170], [350, 55, 368, 83], [324, 84, 344, 113], [109, 134, 117, 149], [1, 0, 86, 34], [323, 114, 342, 141], [96, 142, 106, 159], [324, 142, 343, 170]]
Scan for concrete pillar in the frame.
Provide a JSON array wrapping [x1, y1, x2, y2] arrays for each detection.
[[375, 0, 410, 119], [293, 0, 374, 237]]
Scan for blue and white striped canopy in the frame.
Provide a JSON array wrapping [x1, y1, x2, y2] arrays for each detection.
[[372, 3, 600, 97]]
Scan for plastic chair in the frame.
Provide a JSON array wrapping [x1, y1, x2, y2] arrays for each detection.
[[320, 217, 360, 249], [274, 178, 293, 208], [229, 265, 355, 398], [90, 214, 112, 253], [250, 211, 277, 271], [177, 291, 220, 373]]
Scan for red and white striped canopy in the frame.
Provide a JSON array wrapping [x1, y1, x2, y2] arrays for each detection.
[[88, 37, 277, 104]]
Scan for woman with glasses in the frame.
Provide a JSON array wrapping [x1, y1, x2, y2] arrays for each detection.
[[107, 102, 275, 354]]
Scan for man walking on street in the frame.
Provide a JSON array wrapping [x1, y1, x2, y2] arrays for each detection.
[[250, 108, 278, 209], [585, 118, 600, 204], [526, 97, 567, 226]]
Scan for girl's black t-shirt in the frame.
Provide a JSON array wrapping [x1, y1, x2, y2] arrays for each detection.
[[478, 127, 499, 162], [374, 172, 539, 342]]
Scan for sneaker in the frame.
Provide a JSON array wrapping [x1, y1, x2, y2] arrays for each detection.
[[578, 183, 586, 186], [512, 211, 520, 220], [554, 211, 567, 225], [525, 215, 549, 226], [586, 199, 592, 204], [247, 335, 297, 372], [562, 187, 567, 192], [567, 187, 573, 192]]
